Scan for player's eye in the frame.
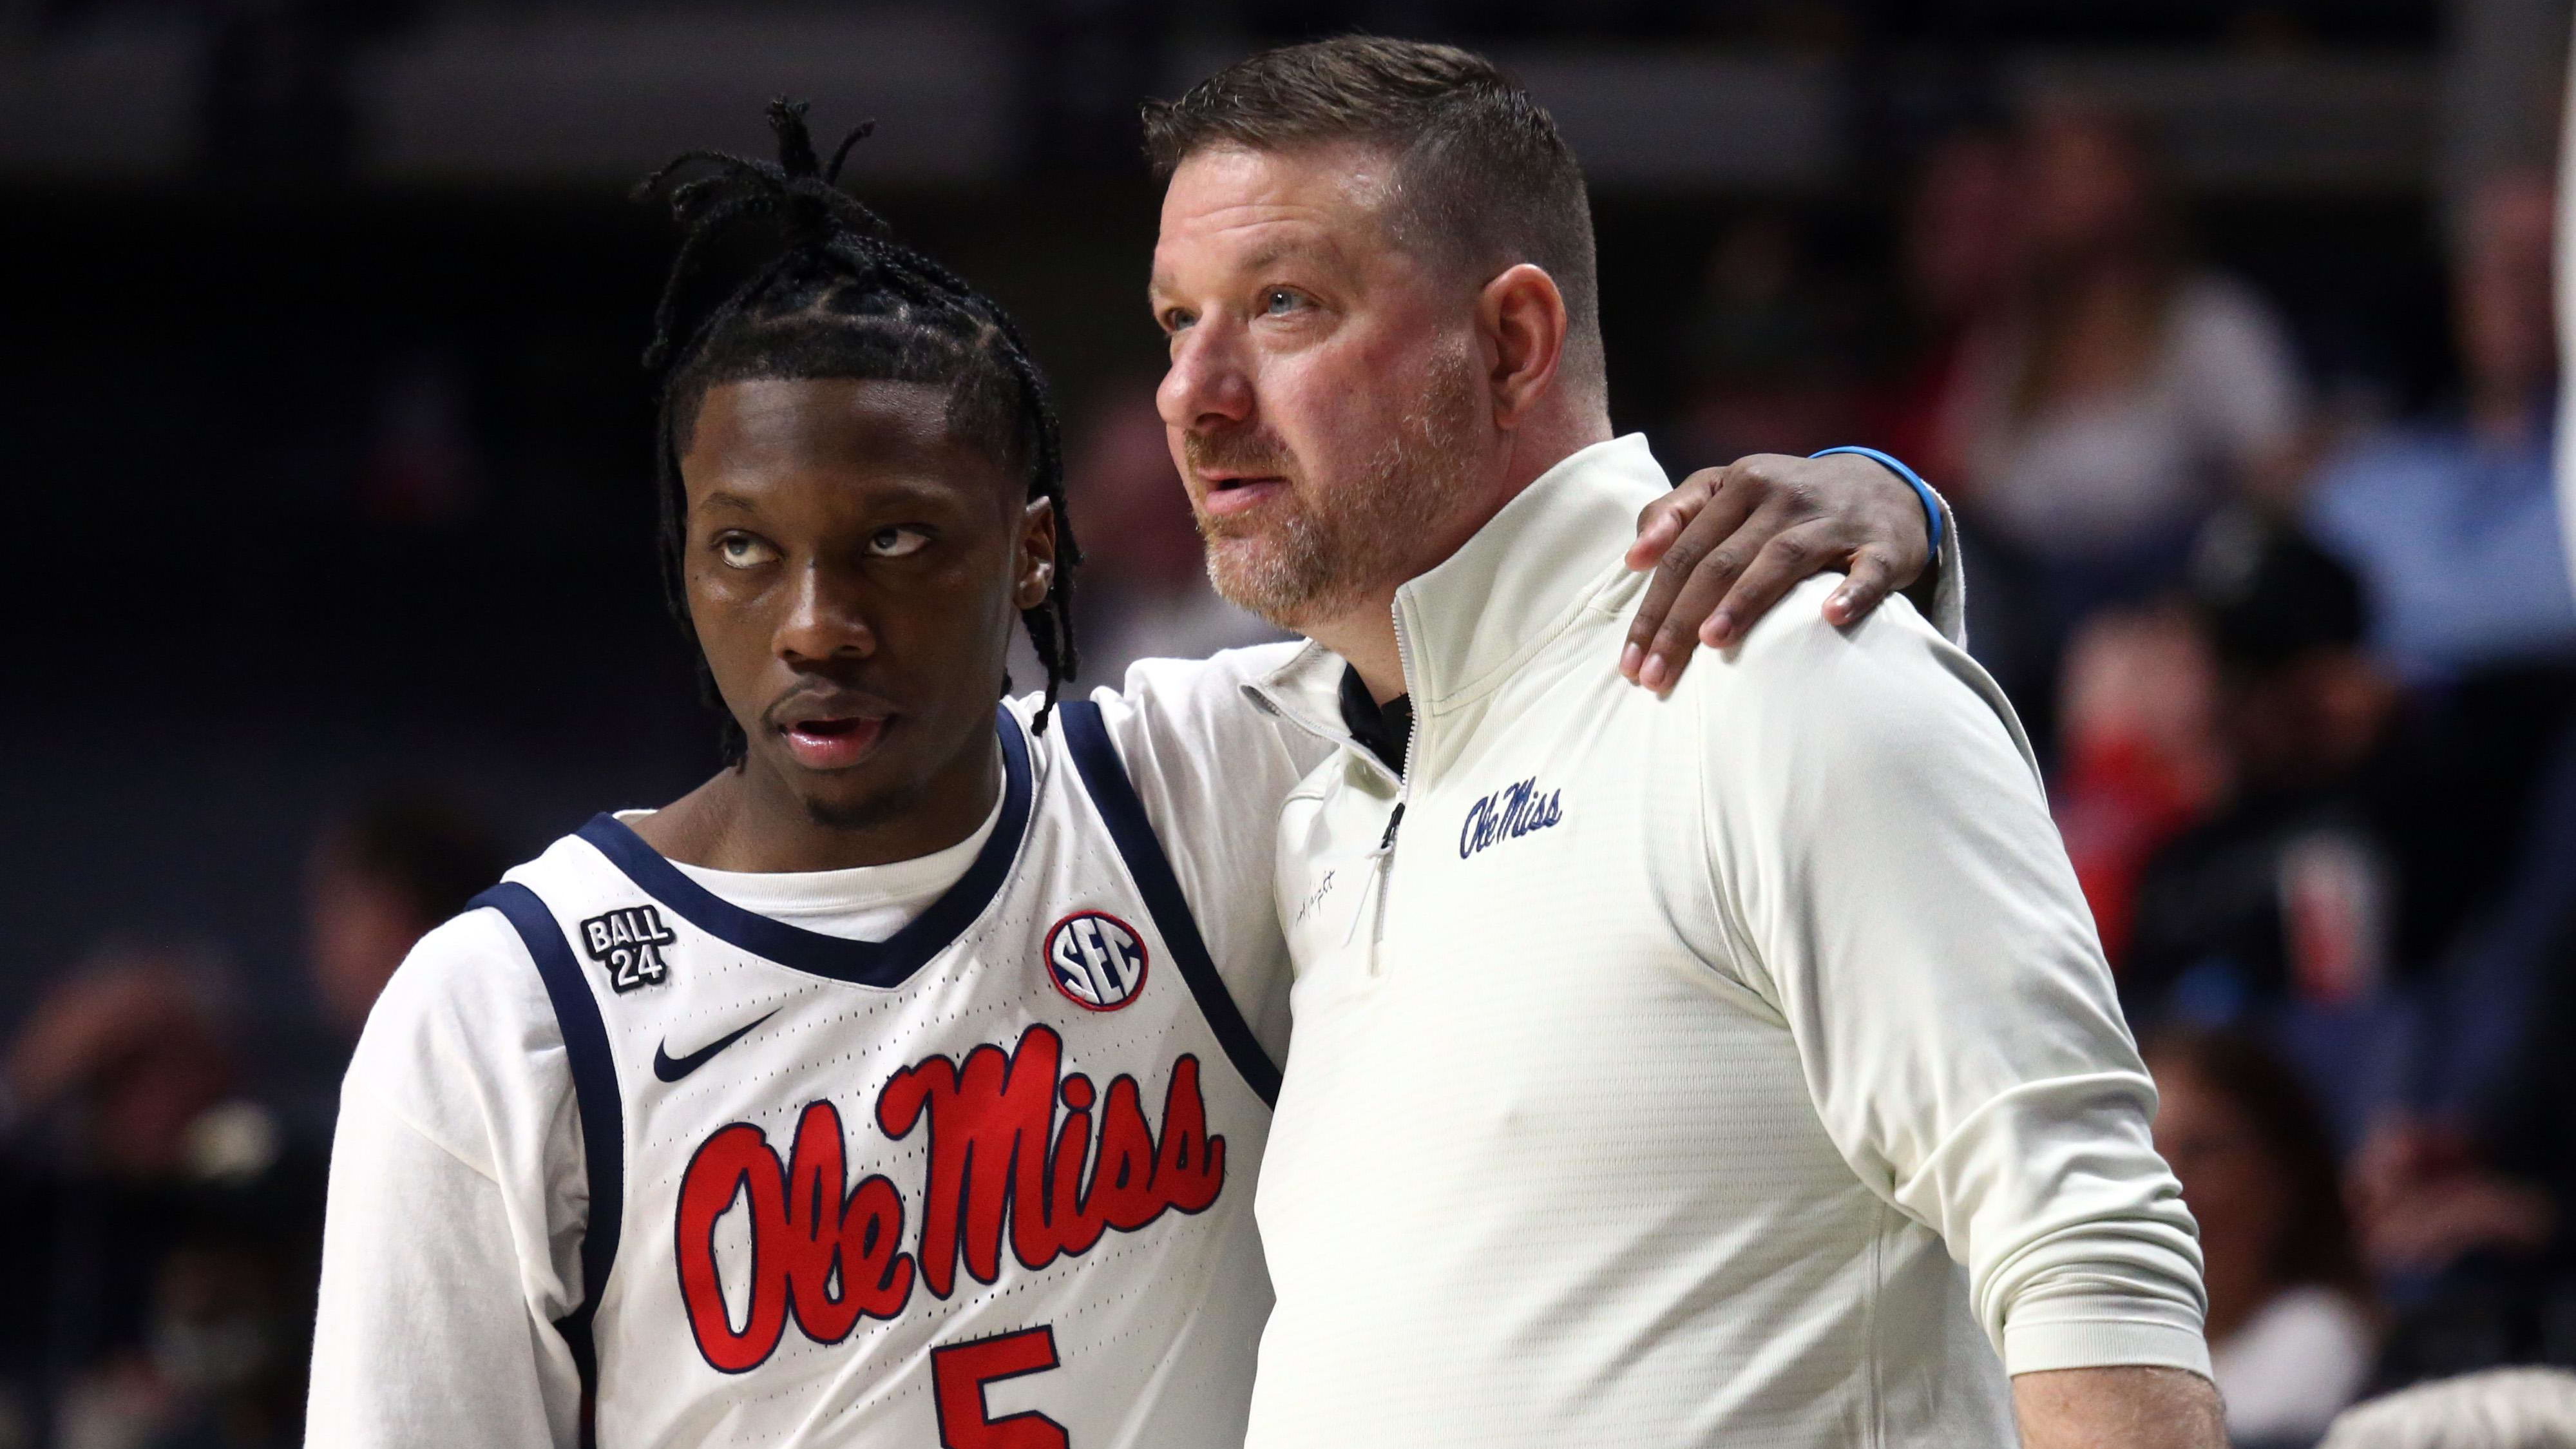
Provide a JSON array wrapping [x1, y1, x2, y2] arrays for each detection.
[[867, 526, 933, 559], [1158, 307, 1194, 335], [714, 532, 778, 569], [1262, 288, 1305, 316]]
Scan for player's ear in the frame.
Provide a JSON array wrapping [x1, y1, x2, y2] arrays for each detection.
[[1015, 496, 1056, 611]]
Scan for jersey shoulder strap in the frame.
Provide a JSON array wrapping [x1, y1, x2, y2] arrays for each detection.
[[467, 879, 620, 1448], [1055, 698, 1282, 1107]]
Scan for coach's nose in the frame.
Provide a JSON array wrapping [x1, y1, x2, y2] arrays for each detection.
[[774, 559, 877, 669], [1158, 318, 1255, 434]]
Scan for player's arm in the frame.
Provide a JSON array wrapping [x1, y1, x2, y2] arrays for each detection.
[[309, 911, 585, 1448], [1623, 447, 1958, 693], [1688, 584, 2215, 1442], [1077, 645, 1336, 1062]]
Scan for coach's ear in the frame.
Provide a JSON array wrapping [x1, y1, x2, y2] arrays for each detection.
[[1479, 263, 1569, 432], [1015, 497, 1056, 611]]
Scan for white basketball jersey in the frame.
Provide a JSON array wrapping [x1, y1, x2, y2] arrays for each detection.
[[466, 700, 1279, 1448]]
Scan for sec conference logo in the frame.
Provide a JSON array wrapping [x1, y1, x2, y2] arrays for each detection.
[[1045, 910, 1149, 1011]]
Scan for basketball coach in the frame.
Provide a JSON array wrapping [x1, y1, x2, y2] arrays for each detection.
[[1143, 37, 2222, 1448]]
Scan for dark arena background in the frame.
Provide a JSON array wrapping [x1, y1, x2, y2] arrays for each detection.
[[2, 2, 2572, 1446]]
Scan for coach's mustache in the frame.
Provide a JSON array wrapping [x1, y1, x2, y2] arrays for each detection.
[[1183, 428, 1299, 485]]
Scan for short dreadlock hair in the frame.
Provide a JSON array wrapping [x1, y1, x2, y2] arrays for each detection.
[[638, 99, 1080, 753]]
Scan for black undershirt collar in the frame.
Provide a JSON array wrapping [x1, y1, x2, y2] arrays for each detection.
[[1338, 664, 1413, 778]]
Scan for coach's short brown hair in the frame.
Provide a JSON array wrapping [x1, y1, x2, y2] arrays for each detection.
[[1143, 35, 1603, 396]]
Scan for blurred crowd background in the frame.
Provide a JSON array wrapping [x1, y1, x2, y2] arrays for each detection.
[[3, 1, 2574, 1446]]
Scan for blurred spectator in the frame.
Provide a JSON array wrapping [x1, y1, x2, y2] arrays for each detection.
[[0, 803, 467, 1449], [0, 950, 317, 1449], [2051, 603, 2227, 969], [2306, 168, 2573, 686], [1880, 128, 2022, 494], [305, 792, 506, 1042], [1954, 106, 2311, 747], [2344, 863, 2576, 1387], [6, 954, 240, 1182], [2126, 523, 2395, 1014], [2291, 172, 2576, 1173], [2347, 1115, 2556, 1287], [1967, 106, 2310, 567], [1672, 213, 1865, 461], [2122, 520, 2485, 1134], [2318, 1367, 2576, 1449], [1053, 383, 1284, 687], [2146, 1026, 2378, 1446], [2300, 169, 2576, 968], [135, 1214, 316, 1448], [57, 1216, 316, 1449]]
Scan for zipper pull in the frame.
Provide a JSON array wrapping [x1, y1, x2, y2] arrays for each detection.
[[1342, 801, 1408, 950]]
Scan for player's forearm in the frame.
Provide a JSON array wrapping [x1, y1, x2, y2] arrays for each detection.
[[2012, 1366, 2226, 1449]]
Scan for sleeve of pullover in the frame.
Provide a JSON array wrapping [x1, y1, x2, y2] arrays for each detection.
[[1692, 575, 2210, 1378]]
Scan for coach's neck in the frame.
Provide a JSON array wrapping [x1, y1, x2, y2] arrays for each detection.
[[1313, 380, 1611, 705]]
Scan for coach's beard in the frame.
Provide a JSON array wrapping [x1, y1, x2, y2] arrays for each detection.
[[1192, 349, 1484, 632]]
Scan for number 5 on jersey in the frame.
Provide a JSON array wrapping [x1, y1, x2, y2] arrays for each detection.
[[931, 1327, 1069, 1449]]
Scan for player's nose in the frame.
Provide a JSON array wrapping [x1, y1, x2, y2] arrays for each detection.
[[774, 561, 877, 666]]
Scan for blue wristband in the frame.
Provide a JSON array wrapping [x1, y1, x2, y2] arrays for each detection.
[[1809, 446, 1943, 557]]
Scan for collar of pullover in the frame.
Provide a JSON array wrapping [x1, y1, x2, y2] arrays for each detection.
[[1393, 432, 1667, 715], [1241, 433, 1669, 758]]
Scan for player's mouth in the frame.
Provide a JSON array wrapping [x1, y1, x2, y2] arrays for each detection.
[[1196, 471, 1289, 519], [771, 697, 896, 771]]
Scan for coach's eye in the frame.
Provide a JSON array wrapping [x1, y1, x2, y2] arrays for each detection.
[[1263, 288, 1306, 316], [715, 533, 777, 569], [868, 526, 932, 559]]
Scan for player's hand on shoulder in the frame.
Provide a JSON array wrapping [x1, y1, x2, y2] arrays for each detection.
[[1621, 451, 1934, 695]]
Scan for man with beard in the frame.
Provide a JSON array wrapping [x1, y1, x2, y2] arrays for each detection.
[[1144, 38, 2222, 1448]]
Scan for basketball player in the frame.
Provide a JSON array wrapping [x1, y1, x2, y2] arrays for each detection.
[[305, 104, 1945, 1446], [1141, 39, 2228, 1448]]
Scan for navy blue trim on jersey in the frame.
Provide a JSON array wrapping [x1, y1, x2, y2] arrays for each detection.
[[469, 880, 621, 1449], [575, 707, 1034, 988], [1056, 698, 1283, 1108]]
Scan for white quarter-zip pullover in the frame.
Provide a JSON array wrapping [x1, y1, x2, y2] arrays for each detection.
[[1243, 436, 2207, 1448]]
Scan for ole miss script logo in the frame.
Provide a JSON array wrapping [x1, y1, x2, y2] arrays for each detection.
[[673, 1024, 1223, 1373], [1044, 910, 1147, 1011]]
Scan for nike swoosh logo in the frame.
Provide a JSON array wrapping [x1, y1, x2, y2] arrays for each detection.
[[654, 1010, 779, 1083]]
